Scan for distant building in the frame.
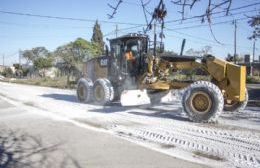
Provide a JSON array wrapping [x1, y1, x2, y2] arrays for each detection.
[[244, 54, 250, 63], [238, 54, 260, 75]]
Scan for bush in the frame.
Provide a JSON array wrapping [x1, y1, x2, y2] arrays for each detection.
[[247, 76, 260, 83], [2, 67, 14, 78]]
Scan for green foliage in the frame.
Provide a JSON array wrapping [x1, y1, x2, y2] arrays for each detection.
[[22, 47, 50, 63], [13, 63, 22, 70], [12, 76, 72, 89], [248, 14, 260, 40], [247, 76, 260, 83], [55, 38, 101, 72], [2, 67, 14, 78], [22, 68, 29, 76], [34, 57, 53, 70], [225, 54, 243, 63], [22, 50, 34, 63], [91, 20, 105, 54], [12, 63, 29, 77]]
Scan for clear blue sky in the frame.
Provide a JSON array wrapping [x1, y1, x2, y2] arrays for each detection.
[[0, 0, 259, 65]]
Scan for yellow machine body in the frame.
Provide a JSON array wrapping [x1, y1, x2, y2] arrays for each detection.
[[206, 58, 246, 102], [143, 56, 246, 102]]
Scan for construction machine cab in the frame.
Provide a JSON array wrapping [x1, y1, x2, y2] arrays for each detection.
[[108, 33, 148, 84]]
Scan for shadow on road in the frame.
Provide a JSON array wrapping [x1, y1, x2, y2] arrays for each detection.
[[221, 108, 260, 123], [41, 94, 79, 103], [0, 129, 82, 168], [39, 93, 260, 123], [90, 102, 189, 122], [40, 93, 189, 121], [128, 106, 190, 122], [88, 105, 130, 113]]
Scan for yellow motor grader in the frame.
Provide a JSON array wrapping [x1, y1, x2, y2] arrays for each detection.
[[77, 33, 247, 123]]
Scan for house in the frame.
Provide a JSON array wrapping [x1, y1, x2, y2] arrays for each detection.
[[0, 65, 5, 73]]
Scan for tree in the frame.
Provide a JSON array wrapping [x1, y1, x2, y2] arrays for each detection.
[[22, 50, 34, 63], [2, 67, 14, 78], [32, 47, 49, 58], [54, 38, 101, 84], [91, 20, 105, 54], [22, 47, 50, 63], [225, 53, 243, 63], [33, 57, 53, 77], [55, 38, 101, 68], [248, 14, 260, 40], [186, 46, 212, 56], [13, 63, 23, 78]]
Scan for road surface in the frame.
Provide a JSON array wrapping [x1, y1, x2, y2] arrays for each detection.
[[0, 81, 259, 168], [0, 97, 207, 168], [247, 84, 260, 106]]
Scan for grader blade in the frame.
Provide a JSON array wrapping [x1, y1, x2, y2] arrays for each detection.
[[120, 90, 151, 106], [120, 89, 178, 106]]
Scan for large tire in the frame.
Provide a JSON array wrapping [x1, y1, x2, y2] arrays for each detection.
[[76, 78, 93, 103], [93, 78, 114, 105], [182, 81, 224, 123], [224, 89, 248, 112]]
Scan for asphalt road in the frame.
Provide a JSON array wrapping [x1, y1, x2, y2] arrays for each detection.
[[0, 98, 208, 168], [247, 84, 260, 106]]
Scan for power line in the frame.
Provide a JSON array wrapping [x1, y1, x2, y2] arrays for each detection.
[[103, 25, 144, 37], [167, 9, 258, 26], [0, 20, 94, 29], [0, 10, 145, 26], [4, 51, 19, 60], [165, 30, 257, 50], [165, 2, 260, 24], [167, 17, 248, 30], [165, 28, 221, 44]]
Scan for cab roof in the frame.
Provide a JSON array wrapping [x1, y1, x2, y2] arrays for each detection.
[[109, 33, 148, 43]]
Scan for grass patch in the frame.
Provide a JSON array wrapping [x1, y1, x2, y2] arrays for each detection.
[[193, 151, 224, 161], [10, 76, 75, 89]]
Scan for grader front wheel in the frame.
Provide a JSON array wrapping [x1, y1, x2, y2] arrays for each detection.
[[182, 81, 224, 123]]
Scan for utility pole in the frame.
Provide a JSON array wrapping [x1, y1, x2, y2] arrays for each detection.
[[2, 54, 4, 66], [153, 22, 157, 57], [253, 39, 256, 62], [233, 20, 237, 64], [115, 24, 118, 38]]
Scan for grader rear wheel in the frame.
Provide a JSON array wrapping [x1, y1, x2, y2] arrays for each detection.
[[182, 81, 224, 123], [93, 78, 114, 105]]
